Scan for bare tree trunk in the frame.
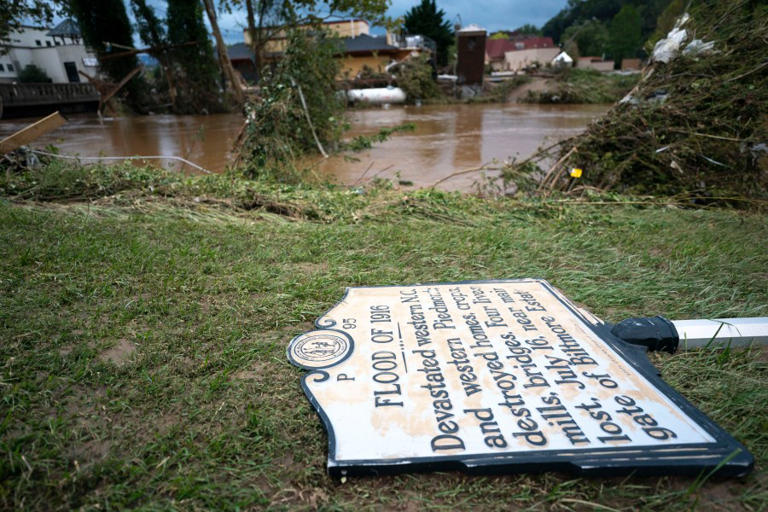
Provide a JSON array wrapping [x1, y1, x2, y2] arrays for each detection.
[[201, 0, 245, 104], [245, 0, 261, 81], [245, 0, 257, 53]]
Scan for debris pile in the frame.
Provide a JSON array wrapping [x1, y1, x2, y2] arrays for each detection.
[[517, 0, 768, 206]]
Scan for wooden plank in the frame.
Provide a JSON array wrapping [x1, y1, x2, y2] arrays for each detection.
[[99, 66, 141, 111], [0, 112, 66, 154]]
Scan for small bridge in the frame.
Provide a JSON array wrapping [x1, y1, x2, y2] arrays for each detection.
[[0, 83, 100, 119]]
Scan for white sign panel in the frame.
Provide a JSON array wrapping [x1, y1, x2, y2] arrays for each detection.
[[287, 280, 753, 477]]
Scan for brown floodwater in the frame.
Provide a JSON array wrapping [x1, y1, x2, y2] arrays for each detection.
[[1, 103, 608, 191]]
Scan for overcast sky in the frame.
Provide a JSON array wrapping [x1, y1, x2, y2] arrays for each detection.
[[215, 0, 569, 43], [47, 0, 569, 45]]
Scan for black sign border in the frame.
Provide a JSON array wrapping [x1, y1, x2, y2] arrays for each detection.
[[291, 279, 754, 478]]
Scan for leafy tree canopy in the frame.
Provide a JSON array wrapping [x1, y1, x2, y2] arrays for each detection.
[[609, 4, 642, 64], [514, 24, 542, 36], [542, 0, 671, 48], [561, 18, 609, 58], [18, 64, 52, 82], [403, 0, 454, 67]]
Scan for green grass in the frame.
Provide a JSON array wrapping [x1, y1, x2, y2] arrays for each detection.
[[1, 165, 767, 510]]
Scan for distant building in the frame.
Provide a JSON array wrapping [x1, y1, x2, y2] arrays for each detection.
[[504, 47, 560, 72], [552, 51, 574, 68], [485, 35, 555, 71], [456, 25, 487, 86], [577, 57, 614, 72], [0, 19, 99, 83], [237, 20, 434, 80], [621, 58, 642, 71], [227, 43, 257, 83]]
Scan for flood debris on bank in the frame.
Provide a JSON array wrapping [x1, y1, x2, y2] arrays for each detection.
[[519, 68, 639, 105], [507, 0, 768, 206]]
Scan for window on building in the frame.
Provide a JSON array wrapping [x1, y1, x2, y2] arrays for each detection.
[[0, 64, 4, 72], [35, 40, 42, 46], [55, 41, 61, 46], [46, 40, 52, 47], [7, 64, 14, 71]]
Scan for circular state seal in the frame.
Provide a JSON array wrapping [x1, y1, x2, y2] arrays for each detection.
[[288, 329, 352, 370]]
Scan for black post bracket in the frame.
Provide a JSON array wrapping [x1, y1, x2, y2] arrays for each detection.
[[610, 316, 680, 353]]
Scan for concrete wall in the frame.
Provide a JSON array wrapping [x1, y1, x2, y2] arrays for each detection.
[[622, 58, 642, 70], [339, 54, 392, 78], [577, 58, 614, 72], [503, 48, 559, 71], [1, 26, 97, 83], [3, 45, 97, 83]]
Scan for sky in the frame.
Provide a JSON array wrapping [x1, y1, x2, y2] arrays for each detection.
[[214, 0, 569, 43], [45, 0, 569, 46]]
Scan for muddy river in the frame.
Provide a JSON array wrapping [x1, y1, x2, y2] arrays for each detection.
[[1, 103, 608, 191]]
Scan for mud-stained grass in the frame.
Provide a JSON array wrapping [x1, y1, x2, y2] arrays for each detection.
[[1, 189, 767, 510]]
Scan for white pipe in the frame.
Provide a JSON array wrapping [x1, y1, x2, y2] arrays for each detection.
[[672, 317, 768, 349]]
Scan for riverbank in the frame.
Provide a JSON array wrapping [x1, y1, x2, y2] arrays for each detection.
[[1, 162, 767, 510], [0, 103, 608, 191], [420, 70, 639, 105]]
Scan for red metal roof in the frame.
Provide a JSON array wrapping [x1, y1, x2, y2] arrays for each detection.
[[485, 36, 555, 60]]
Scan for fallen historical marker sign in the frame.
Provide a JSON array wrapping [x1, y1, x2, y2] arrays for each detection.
[[286, 279, 753, 477]]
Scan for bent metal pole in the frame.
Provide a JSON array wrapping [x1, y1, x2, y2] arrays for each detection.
[[609, 316, 768, 352]]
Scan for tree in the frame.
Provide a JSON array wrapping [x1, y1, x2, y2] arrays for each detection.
[[514, 24, 542, 36], [68, 0, 147, 110], [562, 19, 610, 58], [201, 0, 245, 104], [167, 0, 224, 112], [18, 64, 52, 82], [609, 4, 642, 66], [542, 0, 673, 45], [403, 0, 454, 67], [130, 0, 179, 108], [237, 27, 345, 179]]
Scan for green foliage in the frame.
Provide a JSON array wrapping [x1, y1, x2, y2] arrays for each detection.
[[130, 0, 165, 49], [609, 4, 643, 65], [17, 64, 51, 83], [237, 27, 345, 181], [562, 19, 610, 58], [166, 0, 224, 114], [344, 123, 416, 151], [403, 0, 455, 67], [394, 54, 442, 103], [68, 0, 147, 110], [514, 24, 543, 36], [542, 0, 672, 47], [0, 158, 179, 201]]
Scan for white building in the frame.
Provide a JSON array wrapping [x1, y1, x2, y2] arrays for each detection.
[[0, 19, 99, 84]]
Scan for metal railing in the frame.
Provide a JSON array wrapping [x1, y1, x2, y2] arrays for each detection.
[[0, 82, 99, 107]]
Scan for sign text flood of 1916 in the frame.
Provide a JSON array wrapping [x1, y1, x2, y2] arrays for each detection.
[[287, 280, 752, 477]]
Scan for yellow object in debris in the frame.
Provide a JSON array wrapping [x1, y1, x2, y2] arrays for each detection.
[[570, 168, 583, 178]]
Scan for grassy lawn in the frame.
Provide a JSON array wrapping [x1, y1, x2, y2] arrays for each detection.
[[1, 167, 766, 510]]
